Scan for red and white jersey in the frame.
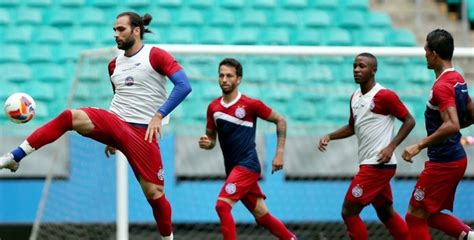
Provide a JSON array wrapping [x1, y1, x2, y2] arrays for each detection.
[[108, 44, 181, 124], [349, 83, 408, 165]]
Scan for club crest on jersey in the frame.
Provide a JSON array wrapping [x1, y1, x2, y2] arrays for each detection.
[[351, 185, 363, 198], [235, 107, 246, 119], [125, 76, 134, 86], [413, 188, 425, 201], [157, 169, 164, 181], [225, 183, 236, 194]]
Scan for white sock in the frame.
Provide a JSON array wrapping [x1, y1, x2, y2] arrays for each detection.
[[466, 231, 474, 240], [161, 232, 173, 240], [19, 140, 35, 155]]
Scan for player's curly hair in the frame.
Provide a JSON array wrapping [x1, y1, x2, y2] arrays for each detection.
[[117, 12, 153, 39]]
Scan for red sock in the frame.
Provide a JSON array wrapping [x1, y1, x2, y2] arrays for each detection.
[[256, 213, 296, 240], [383, 212, 409, 240], [406, 213, 431, 240], [343, 215, 368, 240], [147, 195, 173, 237], [215, 200, 236, 240], [428, 212, 471, 239], [26, 110, 73, 150]]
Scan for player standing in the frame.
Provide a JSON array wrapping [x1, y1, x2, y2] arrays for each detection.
[[318, 53, 415, 239], [0, 12, 192, 240], [402, 29, 474, 240], [198, 58, 296, 240]]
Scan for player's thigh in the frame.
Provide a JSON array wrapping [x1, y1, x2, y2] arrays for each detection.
[[139, 175, 164, 199], [373, 202, 394, 222], [341, 199, 364, 218], [71, 109, 95, 134], [248, 197, 268, 218]]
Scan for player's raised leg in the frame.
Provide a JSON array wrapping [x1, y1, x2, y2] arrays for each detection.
[[140, 178, 173, 240], [0, 109, 94, 172], [243, 196, 296, 240]]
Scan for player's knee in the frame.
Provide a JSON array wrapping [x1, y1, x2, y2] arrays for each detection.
[[215, 200, 232, 215]]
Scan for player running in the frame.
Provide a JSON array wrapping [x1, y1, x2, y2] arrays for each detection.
[[318, 52, 415, 240], [0, 12, 191, 240], [198, 58, 296, 240]]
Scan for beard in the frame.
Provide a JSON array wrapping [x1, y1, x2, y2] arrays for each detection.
[[220, 83, 236, 94], [117, 35, 135, 51]]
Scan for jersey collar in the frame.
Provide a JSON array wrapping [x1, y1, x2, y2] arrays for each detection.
[[435, 68, 455, 82], [220, 92, 241, 108]]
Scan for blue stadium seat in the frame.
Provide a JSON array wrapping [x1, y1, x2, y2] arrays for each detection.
[[48, 8, 76, 26], [124, 0, 150, 7], [0, 63, 33, 83], [35, 63, 67, 82], [199, 27, 226, 44], [25, 0, 51, 7], [57, 45, 82, 63], [241, 10, 268, 27], [209, 9, 235, 27], [0, 45, 22, 63], [4, 26, 32, 44], [59, 0, 84, 7], [264, 28, 290, 45], [28, 82, 55, 101], [26, 45, 54, 63], [69, 28, 97, 45], [220, 0, 244, 9], [264, 84, 293, 102], [272, 10, 299, 27], [312, 0, 339, 10], [150, 8, 172, 26], [303, 10, 331, 28], [406, 65, 433, 84], [308, 64, 333, 82], [0, 0, 19, 7], [252, 0, 276, 9], [337, 10, 365, 29], [36, 27, 64, 44], [245, 64, 267, 83], [388, 29, 417, 46], [289, 100, 317, 122], [357, 29, 385, 46], [188, 0, 213, 9], [282, 0, 308, 9], [294, 29, 322, 45], [0, 9, 10, 25], [277, 64, 305, 84], [344, 0, 369, 11], [157, 0, 182, 8], [16, 8, 42, 25], [231, 28, 259, 45], [80, 8, 106, 26], [367, 11, 392, 28], [89, 0, 117, 8], [178, 9, 204, 26], [167, 28, 195, 44], [324, 28, 352, 46]]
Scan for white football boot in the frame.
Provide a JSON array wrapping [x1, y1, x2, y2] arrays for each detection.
[[0, 153, 19, 172]]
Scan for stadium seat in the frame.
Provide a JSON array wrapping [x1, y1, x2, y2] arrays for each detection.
[[277, 64, 305, 84], [0, 9, 10, 25], [150, 8, 172, 26], [167, 28, 195, 44], [406, 65, 433, 84], [367, 11, 392, 28], [294, 29, 322, 45], [0, 63, 33, 83], [324, 28, 352, 46], [57, 45, 82, 63], [33, 101, 50, 120], [231, 28, 259, 45], [469, 0, 474, 22], [124, 0, 150, 7], [80, 8, 106, 26], [337, 10, 365, 29], [307, 64, 333, 82], [157, 0, 182, 8], [177, 9, 204, 26], [199, 27, 226, 44], [69, 28, 97, 45], [264, 28, 290, 45], [209, 9, 235, 27], [282, 0, 308, 9], [245, 64, 267, 83], [4, 26, 32, 44], [388, 29, 417, 46], [26, 45, 54, 63], [58, 0, 84, 7], [28, 82, 55, 101], [36, 27, 64, 44], [252, 0, 276, 9], [357, 29, 385, 46], [344, 0, 369, 11], [35, 63, 67, 82], [0, 45, 22, 63], [272, 10, 299, 27], [303, 10, 331, 28], [241, 10, 268, 27], [48, 8, 76, 26], [16, 8, 42, 25], [264, 84, 293, 101], [24, 0, 51, 7], [89, 0, 117, 8], [0, 0, 19, 7], [188, 0, 213, 9], [312, 0, 339, 10], [220, 0, 244, 9], [289, 100, 317, 122]]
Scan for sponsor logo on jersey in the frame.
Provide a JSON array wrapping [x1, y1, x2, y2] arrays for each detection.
[[351, 185, 363, 198], [125, 76, 134, 86], [225, 183, 236, 194], [157, 169, 164, 181], [413, 188, 425, 201], [235, 107, 246, 119]]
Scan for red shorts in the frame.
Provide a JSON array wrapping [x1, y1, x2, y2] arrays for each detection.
[[345, 165, 396, 206], [218, 166, 266, 210], [80, 107, 164, 186], [409, 157, 467, 214]]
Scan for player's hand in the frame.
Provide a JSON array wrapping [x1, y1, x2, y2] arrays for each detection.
[[198, 135, 213, 149], [318, 135, 330, 152], [402, 143, 421, 163], [145, 113, 163, 143], [271, 154, 284, 174], [104, 145, 116, 158], [377, 146, 395, 164]]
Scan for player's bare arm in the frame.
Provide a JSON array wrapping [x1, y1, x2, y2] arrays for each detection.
[[265, 111, 286, 173], [377, 113, 415, 163], [199, 128, 217, 150], [318, 124, 355, 152], [145, 112, 164, 143], [402, 106, 459, 162], [461, 101, 474, 128]]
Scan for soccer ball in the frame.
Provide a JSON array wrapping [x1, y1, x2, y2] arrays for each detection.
[[4, 93, 36, 124]]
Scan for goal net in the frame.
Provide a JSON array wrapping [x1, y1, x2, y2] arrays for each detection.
[[29, 45, 474, 240]]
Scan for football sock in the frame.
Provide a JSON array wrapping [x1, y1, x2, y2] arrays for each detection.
[[215, 200, 236, 240], [21, 110, 73, 158], [256, 213, 296, 240], [382, 212, 409, 240], [147, 195, 173, 237], [343, 215, 368, 240], [11, 147, 26, 162], [406, 213, 431, 239], [428, 212, 471, 239]]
